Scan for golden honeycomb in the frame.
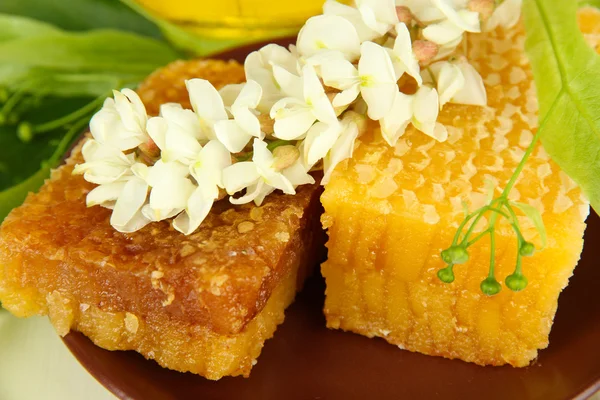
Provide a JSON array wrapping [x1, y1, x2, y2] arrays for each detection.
[[0, 59, 324, 379], [320, 9, 599, 367]]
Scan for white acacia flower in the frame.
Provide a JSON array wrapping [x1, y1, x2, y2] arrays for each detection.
[[141, 160, 196, 222], [423, 58, 487, 107], [388, 23, 422, 85], [109, 172, 151, 233], [320, 41, 397, 120], [173, 140, 232, 235], [146, 104, 202, 164], [297, 15, 361, 61], [222, 139, 314, 205], [244, 44, 299, 112], [83, 160, 151, 233], [73, 139, 136, 185], [322, 117, 360, 184], [484, 0, 522, 31], [185, 78, 229, 140], [215, 80, 263, 153], [303, 112, 362, 183], [416, 0, 480, 54], [89, 89, 149, 151], [323, 0, 398, 41], [270, 64, 338, 140], [380, 86, 448, 145]]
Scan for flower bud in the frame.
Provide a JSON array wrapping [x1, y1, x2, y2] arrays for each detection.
[[413, 40, 439, 66], [505, 273, 528, 292], [272, 145, 300, 171], [480, 277, 502, 296], [395, 6, 413, 25], [519, 241, 535, 257], [17, 122, 33, 143], [258, 113, 274, 135], [437, 266, 455, 283], [441, 246, 469, 265], [468, 0, 495, 21]]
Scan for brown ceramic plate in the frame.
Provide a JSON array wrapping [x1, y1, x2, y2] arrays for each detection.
[[62, 40, 600, 400]]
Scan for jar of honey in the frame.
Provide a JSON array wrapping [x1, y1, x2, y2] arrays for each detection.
[[135, 0, 331, 44]]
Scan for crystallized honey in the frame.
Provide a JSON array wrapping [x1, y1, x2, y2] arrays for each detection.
[[320, 9, 600, 367], [0, 59, 324, 380]]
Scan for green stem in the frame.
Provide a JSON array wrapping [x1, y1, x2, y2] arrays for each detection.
[[466, 229, 490, 247], [488, 215, 498, 279], [501, 91, 563, 196], [32, 94, 107, 134]]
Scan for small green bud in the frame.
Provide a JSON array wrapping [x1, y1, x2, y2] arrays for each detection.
[[519, 242, 535, 257], [441, 246, 469, 265], [480, 277, 502, 296], [505, 273, 528, 292], [437, 266, 455, 283], [17, 122, 34, 143]]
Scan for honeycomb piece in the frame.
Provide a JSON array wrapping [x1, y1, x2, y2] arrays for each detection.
[[0, 59, 324, 379], [320, 10, 599, 367]]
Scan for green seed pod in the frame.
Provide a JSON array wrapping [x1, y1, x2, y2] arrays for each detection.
[[505, 273, 528, 291], [480, 277, 502, 296], [519, 241, 535, 257], [437, 266, 455, 283], [17, 122, 34, 143], [441, 246, 469, 265]]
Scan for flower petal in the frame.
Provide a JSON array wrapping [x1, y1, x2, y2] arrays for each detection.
[[431, 0, 481, 32], [323, 0, 379, 42], [86, 181, 126, 207], [413, 85, 440, 130], [185, 79, 228, 138], [423, 20, 465, 47], [272, 64, 303, 99], [437, 61, 465, 109], [380, 91, 413, 146], [229, 181, 264, 205], [214, 119, 253, 153], [323, 119, 359, 184], [304, 122, 342, 166], [146, 116, 167, 152], [451, 60, 487, 106], [219, 83, 245, 109], [271, 98, 316, 140], [192, 140, 232, 190], [358, 41, 397, 120], [222, 161, 260, 194], [297, 15, 361, 61], [110, 177, 149, 231], [282, 160, 315, 187], [333, 85, 361, 108], [484, 0, 522, 31], [160, 103, 204, 140], [392, 23, 423, 85], [320, 58, 359, 91], [173, 185, 216, 235]]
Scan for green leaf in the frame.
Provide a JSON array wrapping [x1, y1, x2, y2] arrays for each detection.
[[0, 29, 181, 75], [510, 201, 547, 248], [0, 0, 162, 38], [0, 13, 62, 42], [117, 0, 243, 56], [523, 0, 600, 214]]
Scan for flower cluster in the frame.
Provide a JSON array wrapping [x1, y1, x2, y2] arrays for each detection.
[[74, 0, 521, 235]]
